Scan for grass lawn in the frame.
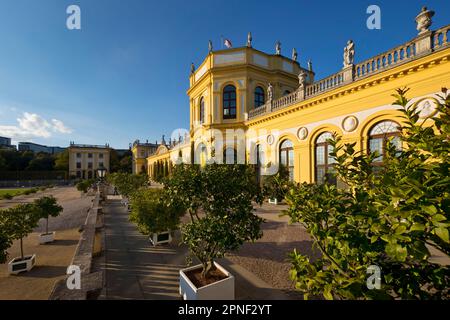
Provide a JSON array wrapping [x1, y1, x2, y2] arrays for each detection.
[[0, 188, 34, 199]]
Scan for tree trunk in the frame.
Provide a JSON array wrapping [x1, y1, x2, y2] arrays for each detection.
[[20, 238, 24, 260]]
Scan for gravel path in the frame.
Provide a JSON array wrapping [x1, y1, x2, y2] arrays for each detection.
[[227, 203, 321, 298]]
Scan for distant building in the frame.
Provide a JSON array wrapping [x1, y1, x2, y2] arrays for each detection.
[[0, 136, 15, 150], [18, 142, 65, 154], [68, 143, 111, 179], [114, 149, 131, 157], [131, 140, 158, 174]]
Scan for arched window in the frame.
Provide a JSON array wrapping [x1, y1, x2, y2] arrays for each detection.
[[254, 86, 265, 108], [315, 132, 336, 184], [223, 85, 237, 119], [195, 143, 207, 166], [199, 97, 205, 124], [369, 120, 401, 165], [279, 139, 294, 181], [223, 148, 237, 164]]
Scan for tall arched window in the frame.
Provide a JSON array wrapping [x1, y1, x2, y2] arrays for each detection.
[[223, 148, 237, 164], [199, 97, 205, 124], [369, 120, 401, 165], [254, 86, 265, 108], [279, 139, 294, 181], [315, 132, 336, 184], [223, 85, 237, 119]]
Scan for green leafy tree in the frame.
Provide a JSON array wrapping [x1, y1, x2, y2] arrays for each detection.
[[129, 188, 184, 235], [166, 164, 264, 279], [107, 172, 148, 198], [0, 210, 13, 263], [5, 204, 40, 260], [54, 150, 69, 171], [262, 165, 294, 202], [33, 196, 63, 235], [285, 88, 450, 300]]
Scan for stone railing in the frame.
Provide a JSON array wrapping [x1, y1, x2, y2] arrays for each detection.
[[248, 23, 450, 120], [49, 193, 104, 300], [305, 70, 346, 98], [432, 25, 449, 50], [272, 90, 301, 111], [354, 40, 417, 80]]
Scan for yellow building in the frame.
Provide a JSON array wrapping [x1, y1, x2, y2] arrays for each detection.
[[145, 8, 450, 184], [68, 143, 111, 179], [131, 140, 158, 174]]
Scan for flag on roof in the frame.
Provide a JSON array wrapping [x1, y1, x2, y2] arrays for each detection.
[[224, 39, 233, 48]]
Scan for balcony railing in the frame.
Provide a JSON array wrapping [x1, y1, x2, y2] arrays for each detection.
[[248, 23, 450, 120]]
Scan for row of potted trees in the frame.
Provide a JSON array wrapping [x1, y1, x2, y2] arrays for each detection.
[[0, 196, 63, 274], [122, 164, 264, 300]]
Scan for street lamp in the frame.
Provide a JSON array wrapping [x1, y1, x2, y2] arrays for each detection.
[[97, 167, 107, 179]]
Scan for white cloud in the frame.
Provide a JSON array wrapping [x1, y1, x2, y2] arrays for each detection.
[[51, 119, 73, 134], [0, 112, 73, 140]]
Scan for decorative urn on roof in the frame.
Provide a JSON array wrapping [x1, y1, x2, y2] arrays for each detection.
[[415, 6, 435, 35]]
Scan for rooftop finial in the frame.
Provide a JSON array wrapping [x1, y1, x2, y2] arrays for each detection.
[[247, 32, 252, 48], [190, 62, 195, 75], [415, 6, 435, 35], [308, 59, 313, 71]]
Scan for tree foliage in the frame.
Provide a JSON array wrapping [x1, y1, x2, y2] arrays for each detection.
[[285, 88, 450, 300], [33, 196, 63, 234], [166, 164, 264, 279], [129, 188, 184, 234], [107, 172, 148, 198]]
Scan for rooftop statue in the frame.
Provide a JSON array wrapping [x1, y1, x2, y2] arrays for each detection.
[[208, 40, 213, 53], [275, 41, 281, 55], [343, 40, 355, 68], [247, 32, 252, 47], [292, 48, 298, 61], [308, 60, 313, 72], [267, 83, 274, 101], [415, 6, 435, 35], [190, 63, 195, 75], [298, 70, 307, 87]]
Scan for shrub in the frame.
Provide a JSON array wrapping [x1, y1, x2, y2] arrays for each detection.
[[107, 173, 148, 198], [2, 193, 13, 200], [285, 88, 450, 300]]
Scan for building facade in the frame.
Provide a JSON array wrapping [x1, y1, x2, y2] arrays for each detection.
[[68, 143, 111, 179], [131, 140, 158, 174], [145, 8, 450, 184], [0, 136, 15, 150], [18, 142, 65, 154]]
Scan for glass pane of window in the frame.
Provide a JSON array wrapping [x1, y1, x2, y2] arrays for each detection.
[[280, 151, 287, 166], [288, 150, 294, 166], [369, 138, 383, 162], [316, 167, 325, 183], [328, 145, 336, 164], [316, 146, 325, 165]]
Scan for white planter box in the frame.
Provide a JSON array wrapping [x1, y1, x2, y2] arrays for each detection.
[[268, 198, 279, 205], [8, 254, 36, 275], [179, 262, 235, 300], [149, 231, 172, 246], [39, 232, 55, 244]]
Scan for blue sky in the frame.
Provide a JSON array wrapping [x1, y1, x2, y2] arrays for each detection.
[[0, 0, 449, 149]]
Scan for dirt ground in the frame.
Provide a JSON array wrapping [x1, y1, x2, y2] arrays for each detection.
[[0, 187, 93, 300]]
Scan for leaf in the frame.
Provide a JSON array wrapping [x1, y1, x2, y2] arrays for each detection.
[[323, 286, 333, 300], [410, 223, 425, 231], [435, 227, 449, 243], [421, 205, 437, 215]]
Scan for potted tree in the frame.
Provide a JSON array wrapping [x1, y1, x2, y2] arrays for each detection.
[[34, 196, 63, 244], [263, 165, 292, 205], [129, 188, 184, 246], [166, 164, 263, 300], [6, 203, 40, 274]]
